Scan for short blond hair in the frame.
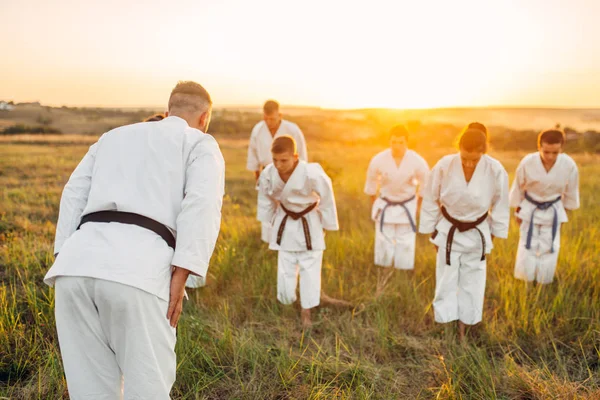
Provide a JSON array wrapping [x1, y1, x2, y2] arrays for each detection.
[[263, 100, 280, 114], [168, 81, 212, 114]]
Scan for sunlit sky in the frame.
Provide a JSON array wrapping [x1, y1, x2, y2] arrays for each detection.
[[1, 0, 600, 109]]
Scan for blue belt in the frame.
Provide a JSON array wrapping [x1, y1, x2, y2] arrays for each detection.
[[379, 195, 417, 233], [524, 191, 562, 253]]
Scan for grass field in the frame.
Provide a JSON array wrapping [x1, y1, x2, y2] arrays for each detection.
[[1, 136, 599, 399]]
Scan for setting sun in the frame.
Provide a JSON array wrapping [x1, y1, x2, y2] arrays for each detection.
[[2, 0, 600, 108]]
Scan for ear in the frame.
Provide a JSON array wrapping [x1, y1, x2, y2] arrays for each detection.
[[199, 111, 209, 130], [294, 153, 299, 162], [164, 111, 169, 117]]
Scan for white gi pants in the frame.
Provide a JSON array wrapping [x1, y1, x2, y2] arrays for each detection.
[[374, 223, 416, 270], [54, 276, 176, 400], [514, 223, 561, 284], [277, 250, 323, 309], [261, 222, 271, 243], [433, 248, 486, 325]]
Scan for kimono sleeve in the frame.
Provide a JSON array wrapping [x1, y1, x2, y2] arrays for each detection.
[[54, 142, 98, 254]]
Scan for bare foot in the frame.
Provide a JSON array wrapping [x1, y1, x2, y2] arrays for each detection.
[[301, 308, 312, 329], [320, 292, 353, 307]]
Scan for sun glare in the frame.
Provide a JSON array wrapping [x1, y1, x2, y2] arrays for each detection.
[[1, 0, 599, 108]]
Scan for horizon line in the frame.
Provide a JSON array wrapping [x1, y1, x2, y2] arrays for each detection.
[[7, 101, 600, 112]]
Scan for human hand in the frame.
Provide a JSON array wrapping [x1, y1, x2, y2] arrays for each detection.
[[167, 266, 191, 328]]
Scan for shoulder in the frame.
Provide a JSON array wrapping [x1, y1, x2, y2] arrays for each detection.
[[251, 121, 265, 135], [283, 120, 303, 134], [407, 149, 429, 166], [483, 154, 508, 177], [519, 152, 538, 166], [306, 162, 329, 179], [559, 153, 578, 170], [371, 149, 389, 163], [434, 153, 457, 170], [187, 131, 224, 164], [260, 163, 276, 179], [103, 120, 146, 137]]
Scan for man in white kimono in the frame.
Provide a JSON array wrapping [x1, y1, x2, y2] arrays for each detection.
[[247, 100, 308, 243], [510, 129, 580, 284], [257, 135, 338, 328], [44, 81, 225, 399], [364, 125, 429, 293], [419, 124, 509, 341]]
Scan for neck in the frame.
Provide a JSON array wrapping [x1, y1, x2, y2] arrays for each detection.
[[269, 121, 281, 135], [169, 111, 206, 131], [540, 154, 556, 170], [279, 161, 298, 183], [391, 148, 406, 159]]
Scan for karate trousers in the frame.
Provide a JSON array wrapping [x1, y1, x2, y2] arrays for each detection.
[[374, 223, 416, 270], [54, 276, 176, 400], [514, 223, 561, 284], [261, 222, 271, 243], [433, 248, 487, 325], [277, 250, 323, 309]]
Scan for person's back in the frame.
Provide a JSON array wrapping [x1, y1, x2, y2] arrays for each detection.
[[47, 116, 223, 300], [45, 81, 224, 399], [87, 117, 206, 233]]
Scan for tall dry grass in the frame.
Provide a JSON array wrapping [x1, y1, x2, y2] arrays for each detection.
[[1, 138, 598, 399]]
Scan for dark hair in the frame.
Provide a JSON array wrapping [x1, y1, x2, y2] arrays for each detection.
[[389, 124, 409, 139], [144, 113, 165, 122], [466, 122, 488, 136], [271, 135, 296, 154], [263, 100, 280, 115], [458, 122, 488, 153], [538, 129, 566, 147]]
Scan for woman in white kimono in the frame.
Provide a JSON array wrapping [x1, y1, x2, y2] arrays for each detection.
[[419, 122, 509, 341], [257, 135, 340, 328], [364, 125, 430, 294], [510, 129, 579, 284]]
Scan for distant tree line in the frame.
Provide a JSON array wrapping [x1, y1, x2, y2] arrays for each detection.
[[1, 124, 62, 135]]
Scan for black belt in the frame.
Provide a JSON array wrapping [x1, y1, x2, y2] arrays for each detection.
[[441, 206, 488, 265], [78, 211, 176, 250], [277, 203, 318, 250]]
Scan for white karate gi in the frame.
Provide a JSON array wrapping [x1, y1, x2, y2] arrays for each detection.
[[509, 153, 580, 284], [247, 120, 308, 243], [364, 149, 429, 269], [257, 161, 339, 309], [44, 116, 225, 399], [419, 154, 509, 325]]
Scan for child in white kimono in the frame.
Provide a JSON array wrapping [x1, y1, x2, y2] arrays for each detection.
[[510, 129, 580, 284], [419, 122, 509, 341], [257, 135, 339, 328]]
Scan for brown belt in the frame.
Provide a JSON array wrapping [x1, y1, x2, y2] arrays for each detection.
[[78, 210, 176, 250], [276, 203, 318, 250]]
